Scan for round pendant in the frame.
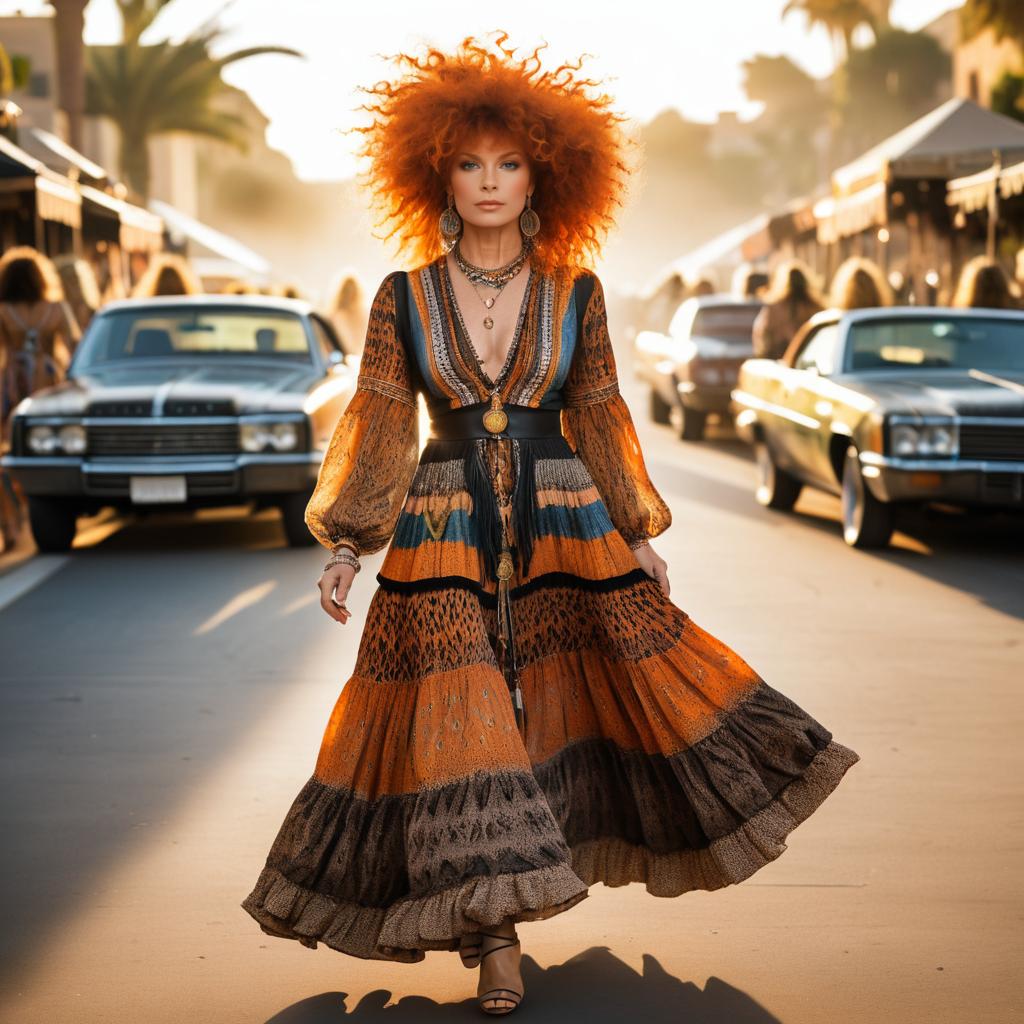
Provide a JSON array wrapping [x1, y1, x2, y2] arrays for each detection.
[[483, 316, 494, 329], [482, 407, 508, 433], [496, 551, 514, 581]]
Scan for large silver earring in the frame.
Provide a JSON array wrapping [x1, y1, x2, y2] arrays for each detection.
[[519, 193, 540, 238], [439, 193, 462, 246]]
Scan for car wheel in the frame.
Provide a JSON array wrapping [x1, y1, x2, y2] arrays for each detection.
[[679, 404, 707, 441], [754, 440, 803, 510], [27, 496, 79, 552], [649, 387, 672, 425], [279, 491, 317, 547], [841, 444, 893, 548]]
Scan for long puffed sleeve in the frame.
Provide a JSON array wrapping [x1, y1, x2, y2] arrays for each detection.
[[561, 271, 672, 549], [304, 272, 420, 556]]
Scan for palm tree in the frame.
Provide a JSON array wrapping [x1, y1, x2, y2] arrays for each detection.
[[783, 0, 878, 62], [85, 1, 301, 199], [961, 0, 1024, 46], [50, 0, 90, 151]]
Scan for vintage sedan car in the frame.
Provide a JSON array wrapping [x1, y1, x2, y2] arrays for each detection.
[[633, 295, 763, 440], [1, 294, 359, 551], [731, 305, 1024, 548]]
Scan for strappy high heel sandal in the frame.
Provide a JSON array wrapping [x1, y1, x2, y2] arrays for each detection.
[[458, 931, 482, 968], [476, 930, 524, 1015]]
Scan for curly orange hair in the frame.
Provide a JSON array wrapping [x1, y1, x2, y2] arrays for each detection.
[[351, 32, 636, 275]]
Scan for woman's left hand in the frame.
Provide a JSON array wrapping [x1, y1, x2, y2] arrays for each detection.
[[632, 541, 669, 598]]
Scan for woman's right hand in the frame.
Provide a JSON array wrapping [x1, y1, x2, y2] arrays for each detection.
[[317, 563, 357, 624]]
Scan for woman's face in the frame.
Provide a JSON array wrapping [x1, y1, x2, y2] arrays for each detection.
[[448, 131, 532, 234]]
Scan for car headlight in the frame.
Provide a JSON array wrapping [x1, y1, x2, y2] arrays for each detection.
[[889, 421, 958, 458], [26, 423, 87, 455], [58, 424, 87, 454], [27, 425, 61, 454], [239, 421, 301, 452]]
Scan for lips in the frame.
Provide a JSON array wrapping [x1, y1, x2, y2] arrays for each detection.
[[476, 202, 504, 208]]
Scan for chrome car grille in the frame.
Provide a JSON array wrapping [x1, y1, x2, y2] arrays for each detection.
[[86, 423, 240, 456], [959, 423, 1024, 462]]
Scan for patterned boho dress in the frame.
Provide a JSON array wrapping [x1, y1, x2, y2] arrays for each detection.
[[241, 253, 861, 963]]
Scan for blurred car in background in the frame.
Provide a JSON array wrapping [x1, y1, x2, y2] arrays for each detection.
[[0, 294, 359, 551], [731, 306, 1024, 548], [633, 295, 764, 440]]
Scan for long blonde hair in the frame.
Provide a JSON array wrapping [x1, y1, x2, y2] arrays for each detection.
[[131, 252, 202, 298], [327, 269, 369, 352], [951, 256, 1016, 309], [0, 246, 64, 304], [764, 257, 825, 307], [829, 257, 893, 310]]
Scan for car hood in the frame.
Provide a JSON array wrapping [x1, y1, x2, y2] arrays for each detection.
[[18, 360, 326, 416], [845, 369, 1024, 418]]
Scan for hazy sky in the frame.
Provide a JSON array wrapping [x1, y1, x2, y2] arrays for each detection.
[[4, 0, 957, 180]]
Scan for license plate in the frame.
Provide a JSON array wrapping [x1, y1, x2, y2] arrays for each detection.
[[129, 475, 187, 503]]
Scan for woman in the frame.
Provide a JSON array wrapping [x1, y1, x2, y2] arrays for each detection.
[[829, 256, 893, 310], [54, 254, 102, 339], [130, 252, 202, 298], [752, 258, 826, 360], [240, 35, 860, 1015], [951, 255, 1017, 309], [0, 247, 77, 550], [326, 269, 370, 355]]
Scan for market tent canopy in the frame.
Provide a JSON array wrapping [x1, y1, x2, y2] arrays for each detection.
[[20, 127, 109, 184], [80, 184, 164, 252], [0, 133, 81, 228], [665, 213, 771, 283], [148, 198, 271, 277], [947, 154, 1024, 212], [832, 97, 1024, 197]]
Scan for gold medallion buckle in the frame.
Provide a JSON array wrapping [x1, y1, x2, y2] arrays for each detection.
[[496, 550, 514, 580], [482, 392, 508, 434]]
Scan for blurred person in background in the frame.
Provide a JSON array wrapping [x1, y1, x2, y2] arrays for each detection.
[[0, 247, 78, 550], [951, 255, 1018, 310], [54, 255, 102, 340], [221, 279, 259, 295], [752, 258, 825, 360], [131, 252, 202, 298], [691, 275, 716, 297], [275, 283, 304, 299], [326, 269, 370, 355], [829, 256, 893, 310], [731, 262, 768, 300]]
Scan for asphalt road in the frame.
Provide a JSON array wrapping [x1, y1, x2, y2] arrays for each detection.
[[0, 378, 1021, 1024]]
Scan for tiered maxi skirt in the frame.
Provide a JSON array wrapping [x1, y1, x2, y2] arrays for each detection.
[[241, 432, 861, 963]]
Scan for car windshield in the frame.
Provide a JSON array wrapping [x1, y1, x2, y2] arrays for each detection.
[[73, 307, 313, 368], [690, 306, 760, 342], [848, 315, 1024, 372]]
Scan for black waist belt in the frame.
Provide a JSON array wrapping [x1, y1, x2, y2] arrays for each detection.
[[429, 400, 563, 441]]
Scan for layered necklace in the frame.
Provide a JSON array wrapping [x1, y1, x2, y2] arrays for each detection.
[[453, 239, 531, 331]]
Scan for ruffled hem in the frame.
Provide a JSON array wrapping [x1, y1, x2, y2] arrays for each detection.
[[240, 860, 590, 963], [571, 738, 860, 896]]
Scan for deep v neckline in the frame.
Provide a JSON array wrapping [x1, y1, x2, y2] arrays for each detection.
[[441, 255, 533, 395]]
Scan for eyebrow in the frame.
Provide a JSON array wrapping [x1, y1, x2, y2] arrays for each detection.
[[458, 150, 522, 159]]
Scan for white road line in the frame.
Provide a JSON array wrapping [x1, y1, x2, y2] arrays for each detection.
[[0, 555, 71, 613]]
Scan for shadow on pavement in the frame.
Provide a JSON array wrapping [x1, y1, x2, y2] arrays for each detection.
[[0, 508, 338, 987], [263, 949, 783, 1023]]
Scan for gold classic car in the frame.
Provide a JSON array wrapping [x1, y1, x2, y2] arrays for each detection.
[[731, 305, 1024, 548]]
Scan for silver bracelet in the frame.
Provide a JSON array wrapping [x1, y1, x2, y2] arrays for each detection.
[[324, 549, 361, 573]]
